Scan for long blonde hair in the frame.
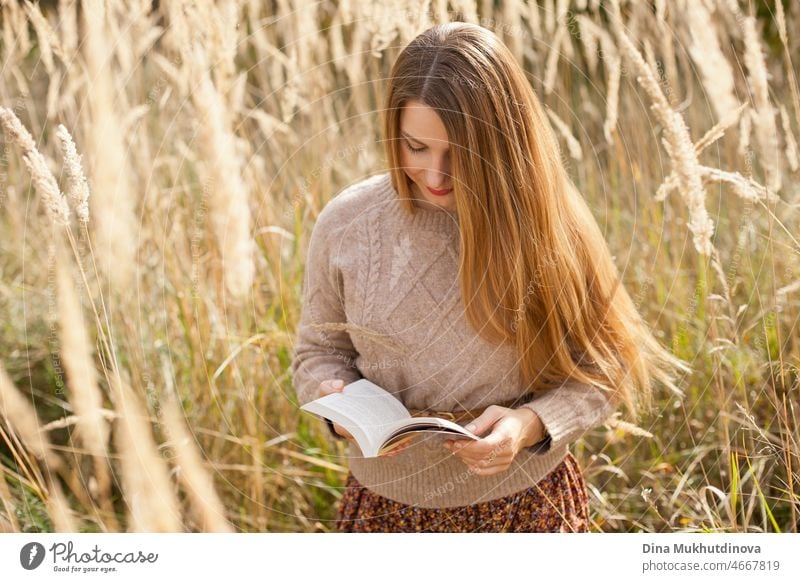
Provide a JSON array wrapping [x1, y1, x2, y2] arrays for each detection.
[[382, 22, 688, 422]]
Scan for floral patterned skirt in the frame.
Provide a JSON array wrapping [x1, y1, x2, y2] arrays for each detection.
[[334, 451, 591, 532]]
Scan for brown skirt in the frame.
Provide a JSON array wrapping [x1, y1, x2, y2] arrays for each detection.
[[334, 451, 591, 532]]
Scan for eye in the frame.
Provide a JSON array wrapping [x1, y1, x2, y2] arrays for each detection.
[[404, 141, 426, 154]]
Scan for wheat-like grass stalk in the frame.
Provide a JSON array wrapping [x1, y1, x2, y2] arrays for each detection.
[[23, 0, 57, 75], [328, 8, 348, 73], [56, 254, 108, 455], [501, 0, 522, 63], [609, 0, 714, 256], [174, 0, 240, 96], [642, 39, 659, 79], [599, 29, 621, 144], [575, 16, 619, 143], [55, 124, 90, 224], [700, 167, 775, 203], [112, 373, 182, 532], [39, 410, 117, 433], [555, 0, 573, 59], [576, 15, 599, 76], [773, 0, 800, 138], [692, 102, 748, 154], [1, 0, 26, 62], [0, 362, 63, 471], [82, 0, 137, 290], [687, 1, 740, 122], [543, 0, 555, 35], [738, 106, 753, 159], [0, 461, 20, 531], [779, 105, 799, 173], [161, 394, 234, 532], [44, 478, 78, 532], [0, 452, 20, 531], [655, 0, 679, 106], [742, 15, 782, 192], [657, 165, 776, 207], [525, 0, 542, 40], [0, 106, 70, 225], [54, 244, 119, 531], [546, 106, 583, 161], [605, 412, 654, 438], [189, 43, 255, 301], [0, 360, 76, 531], [655, 103, 764, 204], [543, 17, 567, 95], [58, 0, 79, 63]]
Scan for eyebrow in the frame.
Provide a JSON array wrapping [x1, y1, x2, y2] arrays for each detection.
[[400, 130, 449, 151]]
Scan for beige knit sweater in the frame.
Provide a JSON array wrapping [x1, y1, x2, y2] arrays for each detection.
[[291, 172, 617, 508]]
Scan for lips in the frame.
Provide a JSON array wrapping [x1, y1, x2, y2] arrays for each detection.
[[427, 185, 453, 196]]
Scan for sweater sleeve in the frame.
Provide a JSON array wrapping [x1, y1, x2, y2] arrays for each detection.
[[519, 380, 617, 454], [290, 204, 362, 409]]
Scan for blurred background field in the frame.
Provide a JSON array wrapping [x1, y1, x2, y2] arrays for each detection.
[[0, 0, 798, 532]]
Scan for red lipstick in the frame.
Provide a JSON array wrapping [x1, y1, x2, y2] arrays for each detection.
[[427, 185, 453, 196]]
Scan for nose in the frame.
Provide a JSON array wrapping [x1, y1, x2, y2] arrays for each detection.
[[424, 159, 451, 189]]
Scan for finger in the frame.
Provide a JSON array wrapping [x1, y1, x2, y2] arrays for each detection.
[[450, 435, 500, 457], [318, 379, 346, 397], [385, 441, 408, 456], [449, 442, 492, 462], [452, 418, 513, 455], [383, 436, 414, 456], [450, 444, 487, 462], [453, 436, 515, 463], [479, 430, 514, 451], [463, 405, 506, 437], [333, 423, 353, 440]]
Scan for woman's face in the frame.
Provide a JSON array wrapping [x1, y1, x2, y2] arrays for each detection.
[[399, 100, 455, 211]]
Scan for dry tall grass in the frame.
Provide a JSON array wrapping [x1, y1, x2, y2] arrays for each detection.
[[0, 0, 798, 532]]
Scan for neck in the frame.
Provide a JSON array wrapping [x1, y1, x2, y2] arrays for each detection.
[[409, 182, 457, 215]]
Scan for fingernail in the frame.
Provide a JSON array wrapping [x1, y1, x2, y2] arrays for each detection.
[[465, 424, 476, 432]]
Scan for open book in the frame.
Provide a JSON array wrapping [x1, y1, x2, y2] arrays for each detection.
[[299, 379, 480, 458]]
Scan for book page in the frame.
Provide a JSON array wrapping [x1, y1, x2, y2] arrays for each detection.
[[299, 379, 411, 456], [377, 417, 480, 455], [299, 401, 377, 456], [337, 379, 411, 422], [384, 416, 480, 442]]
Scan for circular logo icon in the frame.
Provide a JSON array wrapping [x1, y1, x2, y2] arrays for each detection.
[[20, 542, 46, 570]]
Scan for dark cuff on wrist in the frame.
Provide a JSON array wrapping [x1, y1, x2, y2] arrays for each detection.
[[526, 431, 552, 453]]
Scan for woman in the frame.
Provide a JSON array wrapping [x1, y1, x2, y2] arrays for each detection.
[[291, 22, 687, 532]]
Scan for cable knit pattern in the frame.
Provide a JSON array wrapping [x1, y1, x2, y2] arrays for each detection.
[[362, 211, 382, 324], [291, 172, 617, 508]]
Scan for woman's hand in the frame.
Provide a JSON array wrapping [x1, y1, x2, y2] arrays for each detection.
[[317, 380, 411, 457], [318, 380, 356, 441], [443, 406, 544, 476]]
